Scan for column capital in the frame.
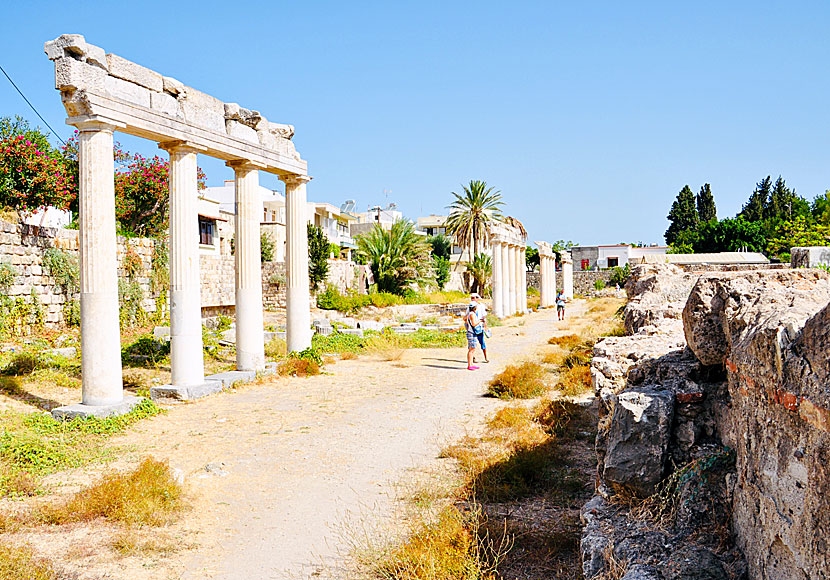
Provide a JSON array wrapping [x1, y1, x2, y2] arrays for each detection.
[[226, 159, 266, 172], [159, 140, 207, 154], [68, 115, 125, 133], [280, 173, 312, 187]]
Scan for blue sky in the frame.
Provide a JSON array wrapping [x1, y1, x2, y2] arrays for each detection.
[[2, 1, 829, 246]]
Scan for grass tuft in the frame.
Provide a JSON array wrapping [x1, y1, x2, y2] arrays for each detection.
[[486, 362, 546, 399], [38, 457, 183, 526], [547, 334, 582, 349], [277, 358, 320, 377], [0, 543, 60, 579], [554, 366, 592, 397]]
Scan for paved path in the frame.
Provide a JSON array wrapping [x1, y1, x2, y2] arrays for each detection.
[[114, 303, 585, 579]]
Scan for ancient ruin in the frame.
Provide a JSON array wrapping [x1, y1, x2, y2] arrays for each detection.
[[44, 34, 311, 417], [585, 263, 830, 579], [535, 240, 557, 307], [489, 222, 527, 318]]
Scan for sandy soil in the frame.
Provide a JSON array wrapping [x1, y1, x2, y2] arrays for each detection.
[[8, 301, 589, 580]]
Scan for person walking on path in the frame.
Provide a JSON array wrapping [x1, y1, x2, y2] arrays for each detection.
[[556, 290, 566, 321], [470, 292, 490, 364], [464, 302, 487, 370]]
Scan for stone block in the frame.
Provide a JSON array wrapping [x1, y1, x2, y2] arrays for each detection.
[[54, 56, 106, 92], [52, 395, 145, 421], [338, 328, 364, 338], [153, 326, 170, 339], [43, 347, 77, 358], [44, 34, 87, 60], [225, 120, 259, 143], [180, 86, 225, 115], [150, 380, 223, 402], [162, 76, 184, 95], [314, 325, 334, 336], [603, 388, 675, 496], [391, 327, 416, 334], [150, 91, 182, 118], [181, 102, 226, 133], [205, 370, 256, 388], [104, 75, 151, 108], [84, 44, 108, 70], [358, 320, 385, 331], [105, 53, 163, 92]]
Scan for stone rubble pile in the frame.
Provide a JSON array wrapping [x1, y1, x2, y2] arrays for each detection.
[[583, 264, 830, 580]]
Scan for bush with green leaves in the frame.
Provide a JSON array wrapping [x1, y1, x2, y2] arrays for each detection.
[[608, 264, 630, 288], [594, 279, 606, 291], [356, 220, 432, 294], [433, 255, 450, 290]]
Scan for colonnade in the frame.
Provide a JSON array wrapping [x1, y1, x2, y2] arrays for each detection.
[[490, 224, 527, 318], [55, 122, 312, 418], [536, 241, 557, 307], [561, 250, 574, 299]]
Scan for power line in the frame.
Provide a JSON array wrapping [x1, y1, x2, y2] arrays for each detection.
[[0, 63, 66, 146]]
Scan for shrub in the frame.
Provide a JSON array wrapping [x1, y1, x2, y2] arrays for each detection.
[[547, 334, 581, 349], [121, 335, 170, 366], [608, 263, 630, 288], [308, 223, 330, 291], [554, 365, 592, 397], [594, 279, 606, 290], [39, 457, 183, 526], [278, 358, 320, 377], [0, 262, 15, 294], [261, 231, 275, 262], [487, 362, 546, 399], [264, 337, 287, 358]]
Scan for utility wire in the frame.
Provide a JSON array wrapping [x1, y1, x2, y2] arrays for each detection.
[[0, 63, 66, 146]]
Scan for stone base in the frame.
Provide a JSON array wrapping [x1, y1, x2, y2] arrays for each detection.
[[52, 395, 145, 421], [149, 380, 223, 403], [205, 369, 257, 388]]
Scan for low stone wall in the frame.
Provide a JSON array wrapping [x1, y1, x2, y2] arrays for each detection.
[[583, 263, 830, 580]]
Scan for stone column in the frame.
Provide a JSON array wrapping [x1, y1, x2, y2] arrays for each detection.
[[550, 256, 557, 304], [506, 244, 516, 315], [521, 246, 528, 312], [161, 143, 207, 389], [562, 251, 574, 299], [76, 120, 123, 407], [538, 255, 547, 307], [230, 162, 266, 371], [514, 245, 523, 314], [501, 243, 510, 316], [491, 240, 504, 318], [282, 174, 312, 352]]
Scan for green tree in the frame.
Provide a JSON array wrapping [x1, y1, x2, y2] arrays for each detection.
[[426, 233, 452, 260], [811, 191, 830, 225], [739, 176, 771, 222], [466, 253, 492, 296], [432, 255, 450, 290], [261, 232, 275, 262], [525, 247, 539, 271], [674, 217, 765, 254], [766, 216, 830, 261], [356, 220, 432, 294], [696, 183, 717, 222], [445, 180, 504, 259], [307, 223, 330, 292], [665, 185, 699, 245]]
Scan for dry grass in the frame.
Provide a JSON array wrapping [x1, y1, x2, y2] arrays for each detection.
[[0, 543, 60, 580], [554, 365, 592, 397], [370, 504, 505, 580], [111, 529, 183, 557], [541, 350, 567, 366], [38, 457, 183, 526], [547, 334, 582, 349], [265, 337, 288, 359], [486, 362, 546, 399], [340, 351, 358, 360], [277, 358, 321, 377]]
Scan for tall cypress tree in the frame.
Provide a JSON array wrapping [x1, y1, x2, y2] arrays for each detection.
[[696, 183, 717, 222], [665, 185, 699, 245], [740, 176, 771, 222]]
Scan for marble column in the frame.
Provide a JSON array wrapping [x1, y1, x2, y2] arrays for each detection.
[[165, 143, 206, 386], [491, 240, 504, 318], [562, 251, 574, 299], [230, 161, 265, 371], [282, 174, 312, 352], [507, 245, 514, 314], [514, 245, 523, 314], [76, 120, 123, 406], [538, 255, 547, 308], [500, 243, 510, 316], [521, 246, 528, 312]]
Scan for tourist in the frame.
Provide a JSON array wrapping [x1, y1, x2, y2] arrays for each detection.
[[470, 292, 490, 363], [464, 302, 486, 370], [556, 290, 566, 320]]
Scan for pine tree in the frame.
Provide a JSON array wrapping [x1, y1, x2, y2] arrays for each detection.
[[665, 185, 699, 245], [740, 176, 771, 222], [696, 183, 717, 222]]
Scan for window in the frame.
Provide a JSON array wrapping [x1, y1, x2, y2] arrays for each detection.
[[199, 217, 214, 246], [607, 257, 619, 268]]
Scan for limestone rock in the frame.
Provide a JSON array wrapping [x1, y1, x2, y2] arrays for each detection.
[[54, 57, 106, 92], [44, 34, 87, 60], [622, 565, 662, 580], [790, 246, 830, 268], [104, 75, 151, 108], [162, 76, 184, 96], [603, 388, 675, 496]]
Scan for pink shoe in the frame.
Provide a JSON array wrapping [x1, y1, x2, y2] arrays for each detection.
[[467, 365, 480, 370]]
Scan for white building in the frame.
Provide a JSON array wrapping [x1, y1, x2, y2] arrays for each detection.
[[415, 214, 467, 263], [571, 244, 669, 270], [350, 203, 403, 237], [308, 202, 357, 260]]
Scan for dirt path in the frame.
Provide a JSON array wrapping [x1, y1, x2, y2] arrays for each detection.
[[50, 301, 588, 579]]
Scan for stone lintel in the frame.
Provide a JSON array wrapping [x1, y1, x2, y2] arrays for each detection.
[[281, 174, 312, 186], [64, 93, 307, 176], [227, 159, 267, 171], [51, 395, 145, 421], [536, 241, 555, 258]]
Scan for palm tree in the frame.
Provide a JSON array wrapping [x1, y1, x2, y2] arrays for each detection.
[[445, 180, 505, 261], [466, 253, 492, 296], [355, 220, 433, 294]]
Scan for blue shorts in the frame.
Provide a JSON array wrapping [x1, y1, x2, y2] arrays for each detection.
[[467, 331, 486, 350]]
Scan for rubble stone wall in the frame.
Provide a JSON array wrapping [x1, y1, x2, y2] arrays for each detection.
[[583, 263, 830, 580]]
